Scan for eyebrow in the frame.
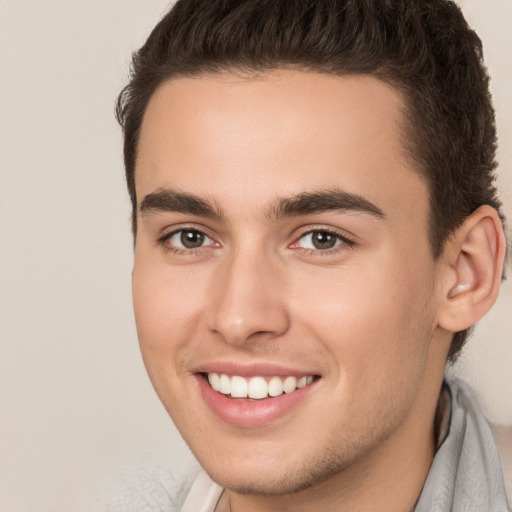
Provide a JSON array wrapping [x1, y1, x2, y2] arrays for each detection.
[[139, 188, 386, 221], [139, 189, 224, 220], [266, 190, 386, 220]]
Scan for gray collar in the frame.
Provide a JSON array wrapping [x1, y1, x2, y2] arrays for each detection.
[[414, 376, 509, 512]]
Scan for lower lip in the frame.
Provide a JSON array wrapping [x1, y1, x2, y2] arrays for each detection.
[[196, 375, 316, 428]]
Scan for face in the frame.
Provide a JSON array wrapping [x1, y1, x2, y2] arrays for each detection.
[[133, 71, 445, 495]]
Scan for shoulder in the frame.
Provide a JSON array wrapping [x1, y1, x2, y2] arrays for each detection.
[[81, 454, 201, 512], [490, 423, 512, 508], [444, 376, 511, 510]]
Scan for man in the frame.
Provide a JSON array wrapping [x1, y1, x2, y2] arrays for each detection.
[[116, 0, 509, 510]]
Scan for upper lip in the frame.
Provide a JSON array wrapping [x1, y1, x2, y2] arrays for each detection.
[[191, 361, 320, 378]]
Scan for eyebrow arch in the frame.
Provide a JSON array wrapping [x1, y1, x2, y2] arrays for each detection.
[[267, 189, 386, 220], [139, 189, 224, 220]]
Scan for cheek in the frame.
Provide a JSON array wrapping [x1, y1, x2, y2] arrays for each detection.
[[131, 256, 211, 423], [289, 252, 435, 379], [131, 254, 210, 381]]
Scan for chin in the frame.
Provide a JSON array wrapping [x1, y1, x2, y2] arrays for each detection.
[[193, 439, 363, 497], [208, 467, 326, 496]]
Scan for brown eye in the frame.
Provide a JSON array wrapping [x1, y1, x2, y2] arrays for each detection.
[[180, 230, 205, 248], [297, 230, 346, 250], [311, 231, 337, 249], [166, 229, 213, 250]]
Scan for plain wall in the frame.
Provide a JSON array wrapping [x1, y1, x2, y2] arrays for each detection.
[[0, 1, 510, 511]]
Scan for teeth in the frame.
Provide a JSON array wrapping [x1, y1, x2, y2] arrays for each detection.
[[268, 376, 284, 397], [208, 372, 221, 391], [230, 375, 248, 398], [219, 374, 231, 394], [283, 376, 297, 393], [207, 373, 315, 399], [297, 376, 307, 388], [248, 377, 268, 399]]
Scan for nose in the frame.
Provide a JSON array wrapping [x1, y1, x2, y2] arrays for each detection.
[[207, 249, 290, 345]]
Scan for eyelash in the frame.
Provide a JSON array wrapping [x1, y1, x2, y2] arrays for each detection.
[[157, 227, 215, 255], [291, 228, 355, 256], [157, 227, 355, 256]]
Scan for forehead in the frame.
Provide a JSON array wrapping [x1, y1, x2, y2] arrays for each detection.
[[136, 70, 428, 226]]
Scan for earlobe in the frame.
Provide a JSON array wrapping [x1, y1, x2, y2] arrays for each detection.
[[437, 205, 506, 333]]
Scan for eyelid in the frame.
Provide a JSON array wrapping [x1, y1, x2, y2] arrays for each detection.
[[158, 225, 219, 252], [289, 226, 356, 252]]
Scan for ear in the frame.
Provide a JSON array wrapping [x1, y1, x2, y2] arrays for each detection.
[[437, 205, 506, 333]]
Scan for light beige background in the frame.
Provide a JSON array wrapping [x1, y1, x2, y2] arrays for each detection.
[[0, 1, 510, 511]]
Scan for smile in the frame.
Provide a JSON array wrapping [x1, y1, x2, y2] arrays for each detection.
[[207, 373, 315, 399], [197, 369, 320, 427]]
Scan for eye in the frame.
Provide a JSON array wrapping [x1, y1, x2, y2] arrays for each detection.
[[164, 229, 214, 250], [295, 230, 348, 250]]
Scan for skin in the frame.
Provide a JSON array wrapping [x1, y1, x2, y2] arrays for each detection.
[[132, 71, 475, 512]]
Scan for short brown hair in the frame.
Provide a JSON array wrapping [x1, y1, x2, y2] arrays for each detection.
[[116, 0, 504, 358]]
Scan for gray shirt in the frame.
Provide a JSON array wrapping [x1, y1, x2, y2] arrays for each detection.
[[414, 376, 509, 511]]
